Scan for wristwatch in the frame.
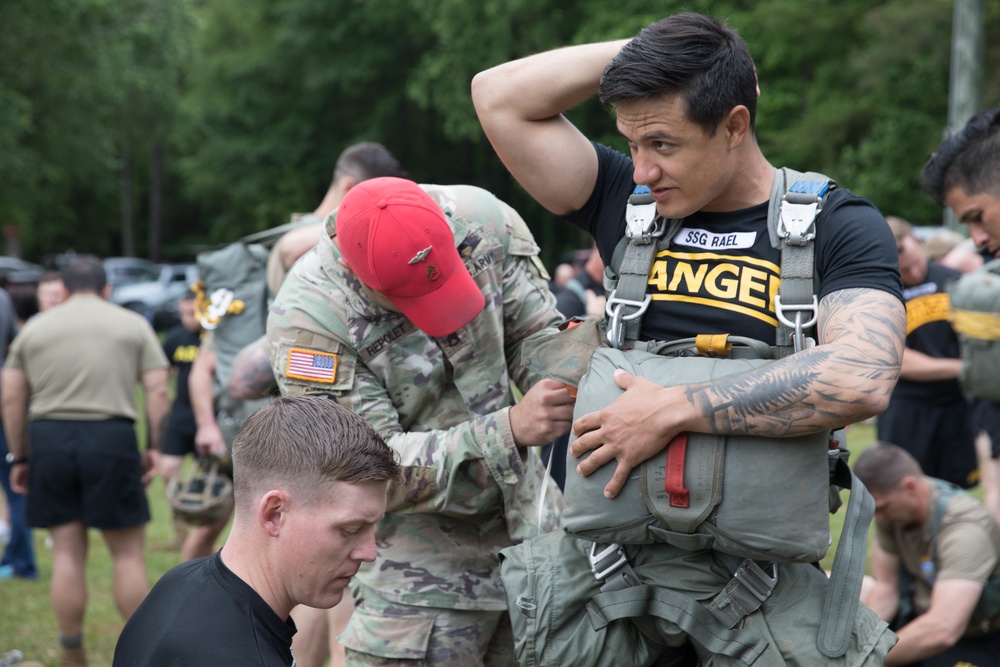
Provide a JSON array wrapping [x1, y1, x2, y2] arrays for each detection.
[[4, 452, 28, 466]]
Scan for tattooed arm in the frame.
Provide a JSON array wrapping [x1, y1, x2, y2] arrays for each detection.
[[571, 287, 906, 498], [227, 335, 278, 400]]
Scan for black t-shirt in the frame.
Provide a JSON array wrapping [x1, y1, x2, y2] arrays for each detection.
[[893, 261, 964, 402], [113, 551, 296, 666], [563, 143, 902, 344], [161, 325, 201, 429], [554, 270, 605, 320]]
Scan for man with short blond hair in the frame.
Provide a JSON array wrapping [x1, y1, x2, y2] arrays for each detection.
[[114, 395, 400, 666]]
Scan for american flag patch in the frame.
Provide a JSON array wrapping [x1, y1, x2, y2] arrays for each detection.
[[286, 348, 338, 383]]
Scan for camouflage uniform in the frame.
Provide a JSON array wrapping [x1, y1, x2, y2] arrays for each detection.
[[266, 183, 563, 665]]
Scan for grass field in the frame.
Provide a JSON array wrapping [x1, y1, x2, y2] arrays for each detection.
[[0, 419, 898, 665]]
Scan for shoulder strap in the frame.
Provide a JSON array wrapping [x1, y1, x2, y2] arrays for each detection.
[[605, 169, 835, 353], [772, 168, 836, 355]]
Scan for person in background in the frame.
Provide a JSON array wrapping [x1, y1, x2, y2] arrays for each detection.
[[35, 272, 67, 314], [157, 290, 204, 552], [876, 216, 975, 489], [0, 285, 34, 582], [856, 442, 1000, 666], [2, 255, 169, 667]]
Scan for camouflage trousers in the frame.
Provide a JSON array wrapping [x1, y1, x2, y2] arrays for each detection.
[[340, 584, 516, 666]]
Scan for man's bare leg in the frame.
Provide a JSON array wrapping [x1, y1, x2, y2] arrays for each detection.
[[100, 524, 148, 619]]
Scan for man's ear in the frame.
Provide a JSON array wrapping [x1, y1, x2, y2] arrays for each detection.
[[258, 490, 287, 537], [725, 106, 752, 149]]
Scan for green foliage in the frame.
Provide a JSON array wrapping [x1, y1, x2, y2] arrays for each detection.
[[1, 0, 999, 264], [0, 0, 194, 260]]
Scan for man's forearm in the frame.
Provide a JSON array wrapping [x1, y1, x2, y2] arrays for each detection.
[[1, 370, 30, 457], [686, 289, 904, 437]]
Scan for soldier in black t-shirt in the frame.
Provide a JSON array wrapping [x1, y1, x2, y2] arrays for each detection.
[[876, 216, 977, 488], [158, 291, 203, 486]]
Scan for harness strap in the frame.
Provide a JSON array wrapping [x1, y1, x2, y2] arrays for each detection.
[[772, 169, 834, 355], [818, 466, 874, 657], [586, 584, 768, 666]]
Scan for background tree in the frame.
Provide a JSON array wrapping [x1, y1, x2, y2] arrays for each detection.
[[1, 0, 998, 268]]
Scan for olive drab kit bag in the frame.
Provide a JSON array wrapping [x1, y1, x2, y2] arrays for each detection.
[[502, 169, 894, 666], [948, 259, 1000, 402], [192, 220, 307, 444]]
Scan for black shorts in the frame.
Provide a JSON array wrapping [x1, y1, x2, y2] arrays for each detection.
[[160, 411, 197, 457], [876, 396, 977, 488], [27, 418, 150, 530]]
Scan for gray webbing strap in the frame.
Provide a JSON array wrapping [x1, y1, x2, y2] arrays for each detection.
[[705, 557, 778, 629], [817, 467, 874, 657], [771, 168, 834, 356], [586, 585, 768, 666], [605, 187, 682, 349], [587, 542, 661, 642]]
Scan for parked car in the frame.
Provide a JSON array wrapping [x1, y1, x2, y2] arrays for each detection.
[[110, 263, 199, 331], [102, 256, 163, 297], [0, 256, 45, 288]]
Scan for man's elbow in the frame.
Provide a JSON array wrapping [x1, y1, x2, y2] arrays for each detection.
[[471, 70, 502, 118]]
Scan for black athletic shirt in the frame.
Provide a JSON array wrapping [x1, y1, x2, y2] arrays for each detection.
[[161, 325, 201, 429], [113, 551, 296, 666], [892, 260, 964, 402], [563, 143, 902, 344]]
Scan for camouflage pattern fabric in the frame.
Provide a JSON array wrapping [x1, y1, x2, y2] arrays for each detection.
[[340, 583, 516, 666], [266, 184, 563, 621]]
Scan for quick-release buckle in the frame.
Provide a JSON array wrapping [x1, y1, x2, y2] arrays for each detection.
[[733, 559, 778, 603], [605, 288, 651, 350], [625, 186, 665, 244], [776, 180, 831, 246], [774, 294, 818, 353], [588, 542, 629, 581]]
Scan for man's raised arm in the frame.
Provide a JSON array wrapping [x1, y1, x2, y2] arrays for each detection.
[[471, 41, 628, 216]]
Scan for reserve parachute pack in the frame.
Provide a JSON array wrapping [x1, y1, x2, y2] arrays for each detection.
[[193, 216, 319, 442], [503, 168, 891, 666], [948, 258, 1000, 402]]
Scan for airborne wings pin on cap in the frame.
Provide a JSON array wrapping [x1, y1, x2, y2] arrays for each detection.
[[336, 177, 485, 337]]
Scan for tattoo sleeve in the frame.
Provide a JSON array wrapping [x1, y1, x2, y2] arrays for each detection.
[[686, 288, 905, 436]]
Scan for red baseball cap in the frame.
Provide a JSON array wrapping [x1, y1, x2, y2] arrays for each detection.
[[336, 177, 486, 337]]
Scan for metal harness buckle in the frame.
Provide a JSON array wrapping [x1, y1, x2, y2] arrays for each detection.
[[587, 542, 629, 581], [774, 294, 819, 353], [604, 289, 651, 349], [733, 559, 779, 603], [776, 180, 830, 246], [625, 188, 665, 244]]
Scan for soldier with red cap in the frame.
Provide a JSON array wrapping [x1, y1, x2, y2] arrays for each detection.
[[265, 177, 570, 666]]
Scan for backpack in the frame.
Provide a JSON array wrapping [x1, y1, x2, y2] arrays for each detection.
[[948, 259, 1000, 401], [192, 220, 312, 440]]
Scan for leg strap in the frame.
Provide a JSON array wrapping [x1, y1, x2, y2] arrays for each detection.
[[586, 584, 767, 666]]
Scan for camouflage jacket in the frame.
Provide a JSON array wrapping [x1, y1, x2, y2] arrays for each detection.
[[266, 184, 564, 610]]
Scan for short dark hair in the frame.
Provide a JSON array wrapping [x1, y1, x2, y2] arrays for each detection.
[[231, 395, 399, 515], [333, 142, 407, 185], [853, 442, 923, 495], [60, 255, 107, 294], [599, 12, 758, 136], [921, 107, 1000, 206]]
